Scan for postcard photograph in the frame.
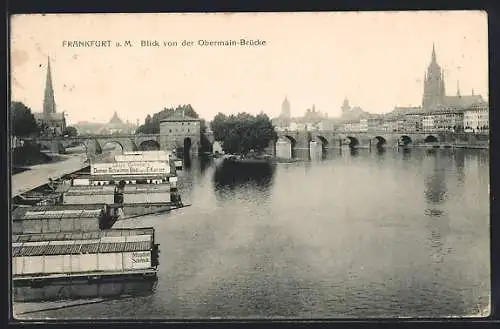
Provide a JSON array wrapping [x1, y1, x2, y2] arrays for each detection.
[[9, 11, 490, 319]]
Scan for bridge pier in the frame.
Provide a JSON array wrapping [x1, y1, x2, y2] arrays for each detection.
[[50, 141, 65, 154]]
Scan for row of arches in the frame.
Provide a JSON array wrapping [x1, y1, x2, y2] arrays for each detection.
[[279, 134, 440, 150], [62, 139, 162, 154]]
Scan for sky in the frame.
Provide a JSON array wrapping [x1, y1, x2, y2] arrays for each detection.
[[10, 11, 488, 125]]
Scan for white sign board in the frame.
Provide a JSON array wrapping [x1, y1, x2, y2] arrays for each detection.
[[91, 161, 170, 175]]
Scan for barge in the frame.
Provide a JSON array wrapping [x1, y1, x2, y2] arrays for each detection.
[[11, 204, 119, 234], [12, 228, 160, 287]]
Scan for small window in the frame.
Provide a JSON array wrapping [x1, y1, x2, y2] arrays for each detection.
[[169, 129, 172, 133], [187, 128, 190, 132]]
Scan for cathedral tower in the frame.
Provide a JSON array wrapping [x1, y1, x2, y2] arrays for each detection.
[[422, 44, 446, 110], [280, 97, 291, 118], [341, 98, 350, 116]]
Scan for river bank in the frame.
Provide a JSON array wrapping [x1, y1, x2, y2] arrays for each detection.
[[11, 153, 87, 197]]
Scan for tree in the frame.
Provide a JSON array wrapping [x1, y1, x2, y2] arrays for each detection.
[[63, 126, 78, 136], [210, 112, 277, 155], [10, 101, 39, 137], [136, 104, 200, 134]]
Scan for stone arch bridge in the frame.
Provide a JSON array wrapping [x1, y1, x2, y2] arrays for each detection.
[[31, 134, 164, 154], [275, 130, 478, 151]]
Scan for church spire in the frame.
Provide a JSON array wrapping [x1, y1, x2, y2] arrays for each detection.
[[431, 43, 437, 64], [457, 80, 461, 97], [43, 56, 56, 117]]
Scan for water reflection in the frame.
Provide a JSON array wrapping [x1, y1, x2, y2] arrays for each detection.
[[13, 280, 157, 303], [375, 146, 386, 156], [183, 155, 192, 170], [213, 161, 275, 189], [199, 156, 211, 175], [453, 151, 465, 184], [424, 152, 448, 205], [423, 150, 451, 265], [399, 147, 411, 161]]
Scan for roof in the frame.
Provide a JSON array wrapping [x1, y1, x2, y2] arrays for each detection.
[[12, 205, 105, 221], [12, 227, 155, 243], [422, 108, 465, 115], [123, 184, 171, 193], [75, 174, 172, 181], [12, 234, 152, 257], [160, 114, 199, 122], [64, 185, 115, 193], [108, 111, 124, 125], [384, 106, 423, 119], [443, 95, 484, 109], [15, 204, 107, 212]]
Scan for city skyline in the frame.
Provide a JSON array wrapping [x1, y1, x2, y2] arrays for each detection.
[[10, 11, 488, 125]]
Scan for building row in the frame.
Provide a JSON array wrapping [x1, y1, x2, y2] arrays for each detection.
[[273, 44, 489, 135], [274, 101, 489, 134]]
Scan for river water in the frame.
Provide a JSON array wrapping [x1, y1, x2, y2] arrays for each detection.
[[15, 147, 490, 319]]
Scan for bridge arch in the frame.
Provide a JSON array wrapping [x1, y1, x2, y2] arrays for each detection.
[[316, 135, 328, 147], [138, 140, 160, 151], [283, 135, 297, 148], [424, 135, 439, 143], [100, 140, 124, 152], [274, 135, 297, 159], [373, 136, 387, 147], [346, 136, 359, 148], [400, 135, 413, 147]]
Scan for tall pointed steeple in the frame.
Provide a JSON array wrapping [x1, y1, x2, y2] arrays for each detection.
[[43, 56, 56, 117], [422, 43, 445, 110], [456, 80, 461, 97], [431, 43, 437, 64]]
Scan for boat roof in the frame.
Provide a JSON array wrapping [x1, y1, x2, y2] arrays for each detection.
[[63, 185, 116, 195], [12, 234, 152, 257], [75, 174, 172, 180], [12, 227, 155, 243], [123, 184, 171, 192], [12, 204, 106, 221]]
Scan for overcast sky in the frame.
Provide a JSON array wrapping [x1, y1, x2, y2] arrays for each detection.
[[11, 11, 488, 125]]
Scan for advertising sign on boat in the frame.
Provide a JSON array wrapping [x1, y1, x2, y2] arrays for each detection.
[[91, 161, 170, 175]]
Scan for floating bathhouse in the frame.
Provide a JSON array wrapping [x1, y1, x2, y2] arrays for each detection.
[[12, 227, 159, 286], [11, 204, 118, 234]]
